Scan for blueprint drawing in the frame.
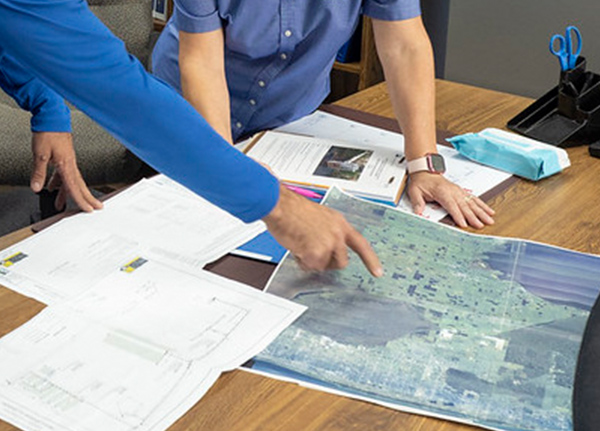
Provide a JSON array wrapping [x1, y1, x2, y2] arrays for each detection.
[[257, 188, 600, 431], [0, 260, 304, 431]]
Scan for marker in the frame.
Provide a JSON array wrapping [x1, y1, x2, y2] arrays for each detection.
[[285, 185, 324, 200]]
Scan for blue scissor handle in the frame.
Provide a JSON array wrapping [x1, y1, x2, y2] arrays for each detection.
[[549, 25, 582, 71], [566, 25, 582, 69], [550, 34, 569, 71]]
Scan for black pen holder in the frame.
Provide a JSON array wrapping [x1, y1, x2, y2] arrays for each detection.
[[508, 57, 600, 147]]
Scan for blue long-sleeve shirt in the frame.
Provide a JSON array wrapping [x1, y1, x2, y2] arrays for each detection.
[[0, 0, 279, 223], [0, 53, 71, 132]]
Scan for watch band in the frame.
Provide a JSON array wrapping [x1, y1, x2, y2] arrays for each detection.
[[407, 153, 446, 175], [406, 157, 430, 174]]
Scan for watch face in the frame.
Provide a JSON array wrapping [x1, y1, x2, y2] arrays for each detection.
[[427, 153, 446, 173]]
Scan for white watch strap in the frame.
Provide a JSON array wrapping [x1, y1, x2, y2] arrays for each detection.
[[407, 156, 429, 174]]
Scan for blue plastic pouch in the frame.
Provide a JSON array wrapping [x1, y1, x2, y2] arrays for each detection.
[[447, 128, 570, 181]]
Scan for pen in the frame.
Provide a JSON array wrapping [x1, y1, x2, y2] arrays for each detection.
[[285, 184, 324, 199]]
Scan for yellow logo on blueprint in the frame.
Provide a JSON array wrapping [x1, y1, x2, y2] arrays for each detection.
[[1, 252, 27, 267], [120, 257, 148, 273]]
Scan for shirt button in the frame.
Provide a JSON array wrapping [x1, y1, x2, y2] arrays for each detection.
[[235, 122, 243, 129], [249, 99, 256, 106], [284, 30, 292, 37], [280, 53, 288, 60], [258, 80, 266, 87]]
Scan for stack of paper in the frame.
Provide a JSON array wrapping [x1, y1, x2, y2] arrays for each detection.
[[245, 130, 407, 206], [0, 174, 305, 431], [0, 261, 304, 431], [0, 175, 265, 304]]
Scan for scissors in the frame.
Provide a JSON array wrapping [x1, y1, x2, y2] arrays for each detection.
[[549, 25, 582, 71]]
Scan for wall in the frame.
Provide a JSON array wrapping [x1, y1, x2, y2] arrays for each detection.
[[421, 0, 450, 79], [444, 0, 600, 98]]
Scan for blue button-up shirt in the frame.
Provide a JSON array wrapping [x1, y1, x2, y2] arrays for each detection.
[[152, 0, 421, 141], [0, 0, 278, 223]]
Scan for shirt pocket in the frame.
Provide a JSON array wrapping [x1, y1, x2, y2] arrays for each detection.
[[221, 3, 281, 59]]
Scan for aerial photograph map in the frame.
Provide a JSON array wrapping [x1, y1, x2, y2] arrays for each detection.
[[254, 188, 600, 431]]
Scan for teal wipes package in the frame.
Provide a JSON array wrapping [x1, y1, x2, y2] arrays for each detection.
[[447, 128, 570, 181]]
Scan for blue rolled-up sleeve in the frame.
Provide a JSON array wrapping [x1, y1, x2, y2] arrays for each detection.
[[363, 0, 421, 21], [173, 0, 222, 33], [0, 0, 278, 223], [0, 53, 71, 133]]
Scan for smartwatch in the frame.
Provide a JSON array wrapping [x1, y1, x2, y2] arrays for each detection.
[[407, 153, 446, 175]]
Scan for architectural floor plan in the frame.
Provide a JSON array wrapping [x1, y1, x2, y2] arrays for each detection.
[[0, 261, 304, 431]]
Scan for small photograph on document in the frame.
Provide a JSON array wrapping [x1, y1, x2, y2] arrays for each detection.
[[313, 147, 373, 181]]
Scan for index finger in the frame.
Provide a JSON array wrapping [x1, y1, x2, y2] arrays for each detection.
[[345, 227, 383, 277]]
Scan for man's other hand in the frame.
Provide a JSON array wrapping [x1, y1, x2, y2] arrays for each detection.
[[30, 132, 103, 212]]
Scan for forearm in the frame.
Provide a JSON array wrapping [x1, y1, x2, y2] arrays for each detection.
[[181, 68, 232, 143], [179, 29, 232, 143], [373, 17, 437, 160], [373, 17, 495, 229]]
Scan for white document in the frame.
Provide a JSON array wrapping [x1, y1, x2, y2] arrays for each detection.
[[95, 176, 266, 268], [0, 261, 305, 431], [278, 111, 512, 221], [245, 131, 406, 204], [277, 111, 408, 150], [0, 175, 265, 304]]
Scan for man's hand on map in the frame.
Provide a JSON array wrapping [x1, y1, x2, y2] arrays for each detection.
[[263, 185, 383, 277], [407, 172, 495, 229]]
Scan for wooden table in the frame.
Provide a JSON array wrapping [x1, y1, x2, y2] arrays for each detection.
[[2, 80, 600, 431]]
